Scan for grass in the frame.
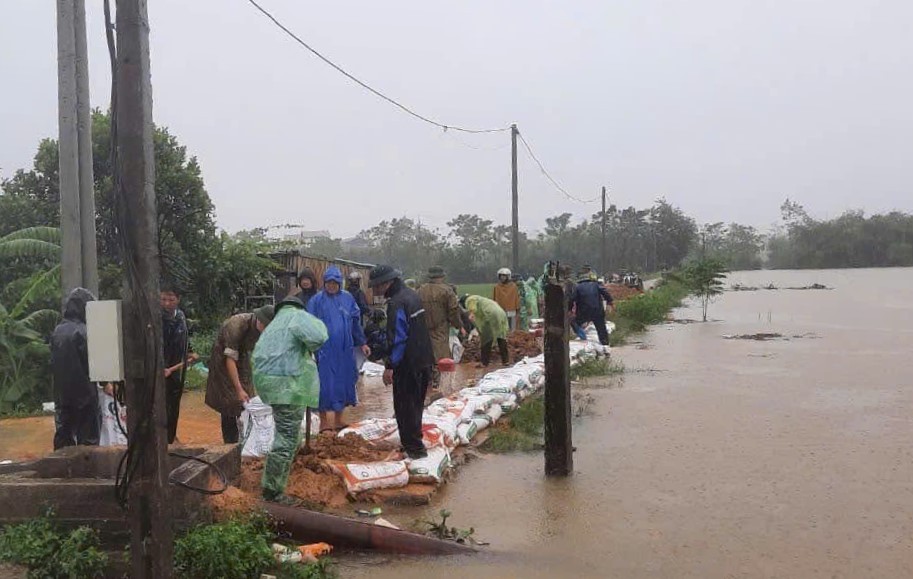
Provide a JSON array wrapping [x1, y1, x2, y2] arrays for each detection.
[[609, 279, 689, 344], [482, 396, 544, 453], [569, 358, 625, 381], [457, 283, 494, 298]]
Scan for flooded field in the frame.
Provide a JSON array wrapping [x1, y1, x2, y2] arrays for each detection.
[[3, 268, 913, 578], [340, 268, 913, 578]]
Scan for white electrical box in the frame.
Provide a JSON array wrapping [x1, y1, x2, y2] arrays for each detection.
[[86, 300, 124, 382]]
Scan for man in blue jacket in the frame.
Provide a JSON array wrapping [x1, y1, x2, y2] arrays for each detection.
[[573, 272, 615, 346], [369, 265, 434, 460]]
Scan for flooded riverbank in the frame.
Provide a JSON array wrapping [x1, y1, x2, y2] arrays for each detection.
[[339, 267, 913, 578]]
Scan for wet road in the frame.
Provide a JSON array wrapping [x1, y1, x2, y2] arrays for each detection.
[[340, 268, 913, 578]]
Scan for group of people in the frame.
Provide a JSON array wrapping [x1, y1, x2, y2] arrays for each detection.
[[49, 259, 616, 504], [242, 264, 436, 504]]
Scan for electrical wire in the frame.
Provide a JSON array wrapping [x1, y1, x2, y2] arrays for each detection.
[[516, 130, 600, 204], [245, 0, 510, 135]]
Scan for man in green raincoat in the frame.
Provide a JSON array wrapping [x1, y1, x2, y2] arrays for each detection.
[[463, 295, 510, 367], [252, 295, 328, 504], [524, 277, 540, 321]]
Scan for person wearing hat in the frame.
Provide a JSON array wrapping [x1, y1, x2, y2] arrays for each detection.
[[417, 266, 464, 389], [204, 305, 276, 444], [253, 295, 328, 504], [493, 267, 520, 331], [293, 267, 319, 308], [369, 265, 435, 459], [345, 270, 372, 320], [573, 269, 615, 346]]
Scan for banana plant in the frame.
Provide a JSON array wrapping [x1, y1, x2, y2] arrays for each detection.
[[0, 227, 61, 413]]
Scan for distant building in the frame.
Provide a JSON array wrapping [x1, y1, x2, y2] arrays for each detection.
[[279, 229, 332, 245]]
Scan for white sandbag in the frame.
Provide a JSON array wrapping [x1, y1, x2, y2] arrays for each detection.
[[330, 461, 409, 494], [422, 414, 459, 446], [470, 401, 505, 431], [361, 361, 385, 377], [456, 421, 478, 445], [338, 418, 400, 449], [449, 334, 464, 364], [500, 394, 519, 413], [421, 425, 455, 449], [459, 395, 493, 418], [97, 386, 127, 447], [240, 396, 275, 458], [407, 446, 450, 483]]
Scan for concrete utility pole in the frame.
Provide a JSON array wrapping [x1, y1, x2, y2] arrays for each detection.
[[115, 0, 173, 576], [57, 0, 98, 295], [543, 276, 573, 476], [601, 185, 607, 276], [511, 124, 519, 273]]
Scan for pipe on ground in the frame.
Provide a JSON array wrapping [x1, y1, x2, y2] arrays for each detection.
[[261, 502, 477, 556]]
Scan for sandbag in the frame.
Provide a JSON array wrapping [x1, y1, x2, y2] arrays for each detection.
[[500, 394, 519, 413], [330, 461, 410, 494], [407, 446, 451, 484], [422, 424, 455, 450], [456, 421, 478, 445], [338, 418, 401, 449], [422, 414, 459, 446], [97, 386, 127, 447], [240, 396, 275, 458], [449, 334, 465, 364]]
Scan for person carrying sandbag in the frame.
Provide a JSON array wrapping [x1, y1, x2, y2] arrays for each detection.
[[252, 295, 328, 505]]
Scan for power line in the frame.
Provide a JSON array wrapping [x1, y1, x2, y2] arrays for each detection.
[[516, 130, 600, 204], [246, 0, 511, 135]]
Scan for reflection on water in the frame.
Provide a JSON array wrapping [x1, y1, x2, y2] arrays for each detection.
[[340, 268, 913, 579]]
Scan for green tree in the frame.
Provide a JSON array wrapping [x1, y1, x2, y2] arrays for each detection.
[[0, 227, 62, 414], [680, 257, 728, 322]]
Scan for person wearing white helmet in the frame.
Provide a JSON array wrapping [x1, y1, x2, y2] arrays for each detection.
[[492, 267, 520, 331], [345, 270, 371, 320]]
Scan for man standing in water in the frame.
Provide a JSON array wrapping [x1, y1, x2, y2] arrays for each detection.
[[369, 265, 434, 460]]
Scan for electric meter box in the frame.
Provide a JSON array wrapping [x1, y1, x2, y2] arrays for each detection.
[[86, 300, 124, 382]]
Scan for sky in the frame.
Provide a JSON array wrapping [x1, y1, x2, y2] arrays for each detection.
[[1, 0, 912, 239]]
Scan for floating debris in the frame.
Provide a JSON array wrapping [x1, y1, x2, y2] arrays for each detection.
[[723, 333, 784, 341]]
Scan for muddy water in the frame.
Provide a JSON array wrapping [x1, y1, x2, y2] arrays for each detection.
[[340, 268, 913, 579]]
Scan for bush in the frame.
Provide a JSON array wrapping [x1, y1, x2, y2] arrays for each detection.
[[174, 516, 274, 579], [614, 281, 686, 331], [0, 512, 108, 578], [173, 514, 337, 579]]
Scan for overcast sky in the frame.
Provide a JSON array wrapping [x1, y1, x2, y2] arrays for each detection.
[[2, 0, 911, 238]]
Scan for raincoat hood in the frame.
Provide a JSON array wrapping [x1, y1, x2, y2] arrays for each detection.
[[323, 266, 343, 285], [62, 287, 96, 323], [277, 294, 306, 312]]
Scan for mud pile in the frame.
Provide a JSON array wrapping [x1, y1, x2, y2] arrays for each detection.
[[209, 485, 260, 520], [461, 331, 543, 364], [237, 432, 396, 508], [605, 283, 644, 301]]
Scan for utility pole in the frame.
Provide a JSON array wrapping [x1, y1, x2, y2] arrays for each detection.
[[511, 124, 519, 272], [57, 0, 98, 295], [115, 0, 173, 576], [543, 275, 573, 476], [601, 185, 607, 276]]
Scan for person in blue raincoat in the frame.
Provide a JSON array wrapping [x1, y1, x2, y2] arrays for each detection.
[[307, 266, 370, 432]]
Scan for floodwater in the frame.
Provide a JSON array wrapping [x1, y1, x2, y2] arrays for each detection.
[[339, 268, 913, 579]]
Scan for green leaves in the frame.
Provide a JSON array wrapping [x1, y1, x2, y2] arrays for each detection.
[[679, 257, 729, 321], [0, 511, 108, 578]]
